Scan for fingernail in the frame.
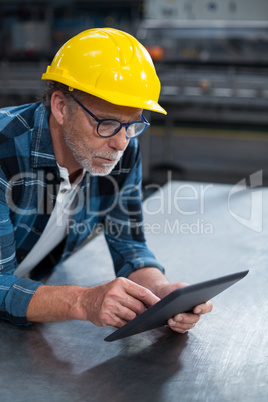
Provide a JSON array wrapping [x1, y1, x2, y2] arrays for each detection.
[[169, 319, 177, 326], [195, 308, 201, 314], [177, 315, 183, 322]]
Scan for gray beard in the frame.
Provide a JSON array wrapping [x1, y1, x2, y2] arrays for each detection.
[[63, 128, 124, 176]]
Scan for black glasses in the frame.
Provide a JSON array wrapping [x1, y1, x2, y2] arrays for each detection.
[[70, 95, 150, 139]]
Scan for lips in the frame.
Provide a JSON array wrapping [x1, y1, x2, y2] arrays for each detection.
[[93, 150, 123, 166], [95, 156, 117, 163]]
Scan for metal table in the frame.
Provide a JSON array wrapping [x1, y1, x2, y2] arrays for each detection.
[[1, 180, 268, 402]]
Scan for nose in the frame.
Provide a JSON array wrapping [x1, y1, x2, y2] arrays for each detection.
[[108, 127, 130, 151]]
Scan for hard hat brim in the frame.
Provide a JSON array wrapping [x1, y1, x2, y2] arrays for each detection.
[[42, 72, 167, 115]]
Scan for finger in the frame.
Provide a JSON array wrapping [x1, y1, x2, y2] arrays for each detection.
[[168, 320, 196, 329], [173, 312, 200, 324], [120, 294, 147, 315], [169, 325, 192, 334], [102, 305, 137, 328], [112, 316, 128, 328], [193, 300, 213, 315], [125, 279, 160, 307], [115, 305, 138, 326], [168, 313, 199, 327], [102, 291, 145, 321], [167, 320, 196, 333]]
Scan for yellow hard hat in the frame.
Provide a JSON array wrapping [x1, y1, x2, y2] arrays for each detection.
[[42, 28, 167, 115]]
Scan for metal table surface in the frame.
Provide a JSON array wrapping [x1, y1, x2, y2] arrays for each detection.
[[1, 180, 268, 402]]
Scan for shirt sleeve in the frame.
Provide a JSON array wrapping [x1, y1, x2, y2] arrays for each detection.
[[0, 192, 43, 326], [104, 140, 165, 278]]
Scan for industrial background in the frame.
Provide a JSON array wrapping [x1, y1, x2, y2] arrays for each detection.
[[1, 0, 268, 186]]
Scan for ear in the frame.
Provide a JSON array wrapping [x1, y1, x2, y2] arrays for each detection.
[[50, 91, 67, 125]]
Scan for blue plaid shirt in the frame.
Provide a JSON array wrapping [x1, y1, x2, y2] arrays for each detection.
[[0, 102, 164, 325]]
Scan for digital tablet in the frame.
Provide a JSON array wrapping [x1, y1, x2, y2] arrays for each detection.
[[104, 270, 249, 342]]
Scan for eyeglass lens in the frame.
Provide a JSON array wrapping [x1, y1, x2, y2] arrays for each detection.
[[98, 120, 146, 138]]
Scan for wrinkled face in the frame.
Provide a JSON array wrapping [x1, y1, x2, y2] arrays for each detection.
[[62, 94, 142, 176]]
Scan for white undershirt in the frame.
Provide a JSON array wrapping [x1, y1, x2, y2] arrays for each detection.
[[15, 165, 85, 278]]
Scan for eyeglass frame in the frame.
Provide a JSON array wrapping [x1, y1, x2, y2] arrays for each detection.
[[69, 94, 150, 139]]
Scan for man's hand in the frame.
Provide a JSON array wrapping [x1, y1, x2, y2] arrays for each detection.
[[26, 270, 212, 332], [156, 282, 213, 334], [79, 277, 160, 327], [26, 278, 160, 327], [128, 268, 213, 334]]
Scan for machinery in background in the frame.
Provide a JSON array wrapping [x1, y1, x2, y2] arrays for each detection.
[[0, 0, 143, 106], [136, 13, 268, 183], [144, 0, 268, 22], [139, 0, 268, 128], [1, 0, 268, 183], [137, 19, 268, 128]]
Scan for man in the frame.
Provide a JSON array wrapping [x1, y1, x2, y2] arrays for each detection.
[[0, 28, 212, 332]]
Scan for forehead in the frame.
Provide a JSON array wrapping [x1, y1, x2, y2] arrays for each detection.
[[82, 93, 142, 121]]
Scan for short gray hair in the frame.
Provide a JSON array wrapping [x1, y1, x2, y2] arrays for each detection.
[[41, 81, 86, 113]]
